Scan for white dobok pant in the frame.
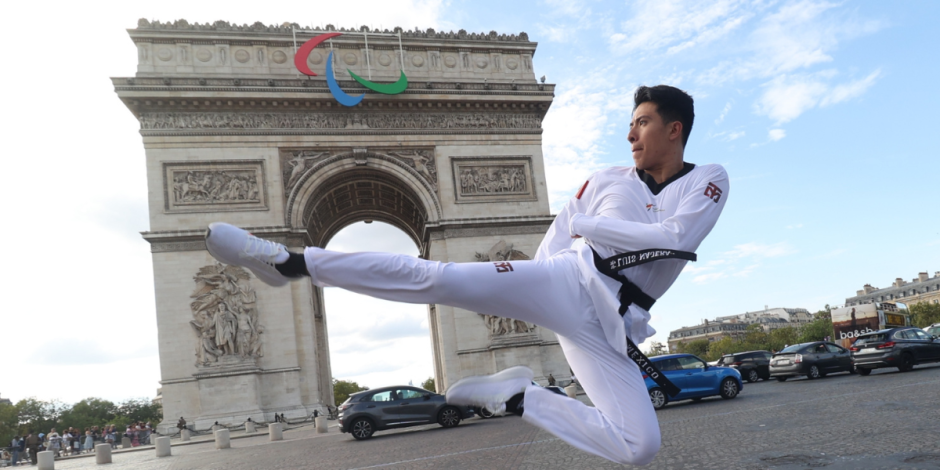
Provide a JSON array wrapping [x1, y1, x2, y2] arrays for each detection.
[[304, 247, 661, 465]]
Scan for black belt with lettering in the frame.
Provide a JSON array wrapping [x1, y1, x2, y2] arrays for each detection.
[[591, 246, 696, 398]]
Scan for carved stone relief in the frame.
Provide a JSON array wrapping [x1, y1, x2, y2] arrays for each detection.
[[279, 148, 438, 195], [139, 112, 542, 131], [452, 157, 536, 203], [475, 241, 535, 336], [163, 160, 267, 213], [189, 264, 264, 368]]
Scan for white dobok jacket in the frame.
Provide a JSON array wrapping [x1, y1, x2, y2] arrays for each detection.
[[535, 163, 729, 356]]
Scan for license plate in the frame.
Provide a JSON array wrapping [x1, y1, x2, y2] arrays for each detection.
[[775, 360, 791, 365]]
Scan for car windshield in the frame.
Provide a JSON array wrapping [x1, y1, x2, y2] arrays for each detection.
[[779, 344, 806, 354], [717, 356, 735, 365], [855, 334, 887, 345], [928, 327, 940, 336]]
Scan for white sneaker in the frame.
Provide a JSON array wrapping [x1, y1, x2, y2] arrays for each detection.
[[445, 365, 533, 413], [205, 222, 291, 287]]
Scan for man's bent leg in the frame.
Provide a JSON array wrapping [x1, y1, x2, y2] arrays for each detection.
[[303, 247, 586, 334], [522, 317, 661, 465]]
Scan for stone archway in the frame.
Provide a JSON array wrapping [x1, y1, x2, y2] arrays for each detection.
[[118, 20, 569, 432]]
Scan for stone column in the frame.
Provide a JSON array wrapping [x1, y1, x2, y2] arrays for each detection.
[[214, 429, 230, 449], [268, 423, 283, 441], [95, 444, 112, 464], [155, 436, 171, 457], [315, 416, 328, 433], [565, 384, 578, 398], [245, 421, 256, 433], [121, 437, 131, 449], [180, 429, 191, 441], [37, 451, 54, 470]]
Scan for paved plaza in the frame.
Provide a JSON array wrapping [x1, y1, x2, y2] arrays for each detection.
[[47, 363, 940, 470]]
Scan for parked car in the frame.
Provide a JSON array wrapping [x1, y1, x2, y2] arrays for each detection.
[[925, 323, 940, 338], [644, 353, 743, 410], [851, 327, 940, 375], [716, 350, 773, 383], [476, 380, 566, 418], [769, 342, 854, 381], [338, 386, 474, 440]]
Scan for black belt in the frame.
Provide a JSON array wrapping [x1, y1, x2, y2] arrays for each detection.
[[591, 246, 696, 398]]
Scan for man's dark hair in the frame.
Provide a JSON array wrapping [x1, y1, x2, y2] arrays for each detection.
[[634, 85, 695, 146]]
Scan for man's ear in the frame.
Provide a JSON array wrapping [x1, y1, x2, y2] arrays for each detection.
[[669, 121, 684, 143]]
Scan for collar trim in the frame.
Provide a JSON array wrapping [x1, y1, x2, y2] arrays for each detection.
[[637, 162, 695, 195]]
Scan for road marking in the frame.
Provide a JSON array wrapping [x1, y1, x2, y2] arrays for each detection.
[[348, 438, 560, 469], [661, 377, 940, 425]]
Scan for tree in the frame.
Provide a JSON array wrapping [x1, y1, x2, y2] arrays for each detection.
[[798, 312, 833, 343], [676, 339, 710, 358], [333, 379, 369, 407], [14, 398, 64, 436], [767, 327, 800, 352], [421, 377, 436, 393], [0, 402, 19, 447], [116, 398, 162, 425], [909, 302, 940, 328], [58, 398, 117, 431]]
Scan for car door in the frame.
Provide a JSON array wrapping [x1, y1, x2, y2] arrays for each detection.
[[893, 329, 920, 361], [654, 358, 691, 399], [826, 343, 851, 371], [811, 343, 835, 372], [363, 390, 403, 427], [757, 352, 772, 377], [909, 329, 937, 361], [395, 388, 437, 424], [676, 356, 717, 396]]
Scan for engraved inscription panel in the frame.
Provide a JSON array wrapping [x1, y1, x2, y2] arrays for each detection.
[[163, 160, 267, 213], [452, 157, 536, 203]]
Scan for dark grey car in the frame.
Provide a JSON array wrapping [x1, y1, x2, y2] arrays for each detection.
[[851, 327, 940, 375], [769, 342, 854, 381], [338, 386, 474, 440]]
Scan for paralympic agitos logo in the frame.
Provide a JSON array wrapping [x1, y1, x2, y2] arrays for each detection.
[[293, 32, 408, 107]]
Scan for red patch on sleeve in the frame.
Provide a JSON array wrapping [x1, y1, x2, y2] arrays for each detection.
[[576, 180, 589, 199]]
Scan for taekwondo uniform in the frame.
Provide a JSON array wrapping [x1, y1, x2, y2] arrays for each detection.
[[302, 162, 728, 465]]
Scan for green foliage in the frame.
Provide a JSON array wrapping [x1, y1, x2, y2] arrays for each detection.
[[333, 379, 369, 407], [116, 398, 162, 425], [58, 398, 117, 432], [676, 339, 710, 358], [767, 327, 800, 352], [421, 377, 436, 393], [0, 402, 19, 447], [910, 302, 940, 328], [798, 311, 833, 343], [0, 397, 162, 444]]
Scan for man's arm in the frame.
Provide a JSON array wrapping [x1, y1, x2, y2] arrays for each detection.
[[534, 178, 593, 260], [570, 166, 729, 253]]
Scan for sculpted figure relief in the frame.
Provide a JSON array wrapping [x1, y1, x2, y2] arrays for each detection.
[[140, 112, 542, 131], [190, 264, 264, 366], [283, 151, 330, 190], [459, 165, 527, 195], [390, 150, 438, 191], [474, 241, 535, 336], [172, 170, 260, 205]]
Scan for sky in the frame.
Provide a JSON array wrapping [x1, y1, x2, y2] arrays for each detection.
[[1, 0, 939, 406]]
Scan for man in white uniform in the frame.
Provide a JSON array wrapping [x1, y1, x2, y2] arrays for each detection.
[[205, 85, 728, 465]]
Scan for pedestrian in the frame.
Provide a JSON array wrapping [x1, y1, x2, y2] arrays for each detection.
[[25, 433, 41, 465], [177, 417, 187, 432], [313, 409, 319, 418], [548, 374, 556, 386], [48, 428, 62, 458], [205, 85, 728, 465], [84, 429, 95, 452], [10, 435, 22, 466]]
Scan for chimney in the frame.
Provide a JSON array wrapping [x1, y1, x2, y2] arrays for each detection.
[[863, 284, 875, 294], [894, 278, 905, 287], [919, 272, 929, 282], [857, 290, 866, 296]]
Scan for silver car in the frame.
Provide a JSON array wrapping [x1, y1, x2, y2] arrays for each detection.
[[337, 385, 475, 440]]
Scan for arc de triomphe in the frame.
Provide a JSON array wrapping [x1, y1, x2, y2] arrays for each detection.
[[113, 19, 568, 431]]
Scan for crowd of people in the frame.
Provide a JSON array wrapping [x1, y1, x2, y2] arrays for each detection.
[[4, 423, 153, 466]]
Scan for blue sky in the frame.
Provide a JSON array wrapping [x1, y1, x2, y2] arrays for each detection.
[[2, 0, 938, 402]]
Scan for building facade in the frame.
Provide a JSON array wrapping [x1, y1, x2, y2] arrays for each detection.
[[667, 307, 812, 352], [845, 271, 940, 307]]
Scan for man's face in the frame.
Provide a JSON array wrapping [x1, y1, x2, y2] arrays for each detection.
[[628, 101, 680, 170]]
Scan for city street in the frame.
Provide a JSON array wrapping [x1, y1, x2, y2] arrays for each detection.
[[51, 363, 940, 470]]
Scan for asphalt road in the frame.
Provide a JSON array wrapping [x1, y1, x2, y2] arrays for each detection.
[[52, 362, 940, 470]]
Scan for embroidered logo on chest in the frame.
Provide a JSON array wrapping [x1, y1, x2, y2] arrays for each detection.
[[645, 203, 665, 212]]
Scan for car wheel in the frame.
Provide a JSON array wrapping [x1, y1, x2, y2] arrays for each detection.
[[897, 353, 915, 372], [438, 406, 461, 428], [478, 406, 496, 419], [776, 377, 787, 382], [746, 369, 760, 383], [720, 378, 739, 399], [649, 388, 668, 410], [807, 365, 821, 379], [350, 418, 374, 440], [858, 368, 872, 376]]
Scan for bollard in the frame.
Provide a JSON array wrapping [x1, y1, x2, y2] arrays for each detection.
[[565, 384, 578, 398], [268, 423, 283, 441], [180, 429, 191, 442], [154, 436, 171, 457], [121, 437, 131, 449], [211, 424, 221, 431], [214, 428, 230, 449], [315, 416, 328, 434], [245, 421, 256, 433], [37, 450, 54, 470], [95, 443, 112, 464]]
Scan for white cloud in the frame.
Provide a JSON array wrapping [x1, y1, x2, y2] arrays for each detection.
[[821, 69, 882, 107], [724, 241, 797, 259], [755, 69, 881, 124], [769, 129, 786, 141], [715, 101, 732, 124], [786, 223, 804, 229]]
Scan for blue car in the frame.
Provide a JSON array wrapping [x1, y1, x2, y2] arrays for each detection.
[[644, 353, 743, 410]]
